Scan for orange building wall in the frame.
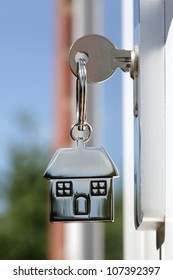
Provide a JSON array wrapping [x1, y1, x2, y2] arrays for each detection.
[[48, 0, 72, 260]]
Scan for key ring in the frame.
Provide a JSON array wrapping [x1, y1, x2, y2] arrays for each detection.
[[76, 58, 87, 131], [70, 57, 93, 142], [70, 122, 92, 143]]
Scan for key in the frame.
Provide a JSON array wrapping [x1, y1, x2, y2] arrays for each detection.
[[69, 34, 131, 83]]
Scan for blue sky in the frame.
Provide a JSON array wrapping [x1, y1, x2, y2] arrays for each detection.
[[0, 0, 122, 192], [0, 0, 54, 171], [103, 0, 122, 172]]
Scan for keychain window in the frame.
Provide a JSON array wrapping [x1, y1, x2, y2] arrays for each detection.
[[91, 181, 107, 196], [56, 182, 73, 197]]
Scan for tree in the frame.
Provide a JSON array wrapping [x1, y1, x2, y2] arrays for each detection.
[[0, 145, 48, 259]]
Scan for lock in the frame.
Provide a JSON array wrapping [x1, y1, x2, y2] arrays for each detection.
[[44, 55, 119, 222], [44, 138, 119, 222]]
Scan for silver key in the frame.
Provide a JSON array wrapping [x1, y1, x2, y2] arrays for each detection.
[[69, 34, 131, 83]]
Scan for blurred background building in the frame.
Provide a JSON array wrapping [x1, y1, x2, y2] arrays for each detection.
[[1, 0, 167, 260]]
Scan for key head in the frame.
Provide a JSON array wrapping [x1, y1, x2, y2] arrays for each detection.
[[69, 34, 117, 83]]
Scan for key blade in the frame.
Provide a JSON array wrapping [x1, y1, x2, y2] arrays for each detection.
[[111, 49, 131, 72]]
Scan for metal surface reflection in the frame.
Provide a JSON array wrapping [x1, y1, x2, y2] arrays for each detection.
[[44, 139, 119, 222]]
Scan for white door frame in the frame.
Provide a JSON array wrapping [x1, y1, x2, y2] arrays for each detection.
[[122, 0, 167, 259]]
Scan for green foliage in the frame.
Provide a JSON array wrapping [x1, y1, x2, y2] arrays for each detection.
[[0, 108, 123, 260], [105, 195, 123, 259], [0, 144, 123, 260], [0, 146, 48, 259]]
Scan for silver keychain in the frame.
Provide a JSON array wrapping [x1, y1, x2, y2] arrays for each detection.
[[44, 50, 119, 222]]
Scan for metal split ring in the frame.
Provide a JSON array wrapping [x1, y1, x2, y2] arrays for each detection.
[[70, 123, 92, 143], [70, 57, 93, 143], [76, 58, 87, 131]]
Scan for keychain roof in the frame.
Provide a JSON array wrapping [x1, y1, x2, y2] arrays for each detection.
[[44, 139, 119, 179]]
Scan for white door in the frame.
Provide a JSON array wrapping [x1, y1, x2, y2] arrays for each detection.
[[122, 0, 173, 259]]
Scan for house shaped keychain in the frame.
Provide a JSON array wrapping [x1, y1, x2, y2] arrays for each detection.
[[44, 138, 118, 222], [44, 56, 119, 222]]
